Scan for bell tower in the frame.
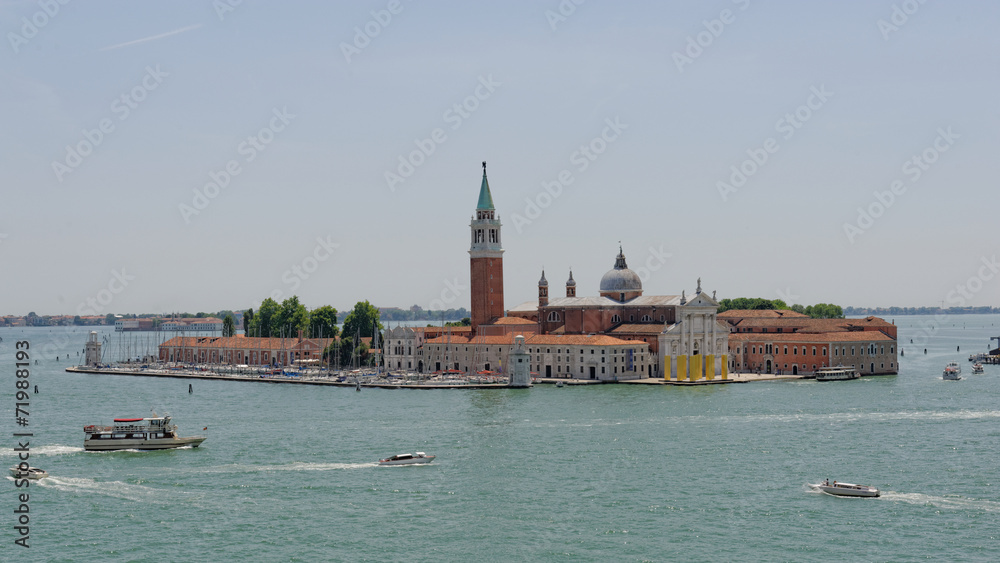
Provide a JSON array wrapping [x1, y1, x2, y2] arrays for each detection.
[[470, 162, 504, 331]]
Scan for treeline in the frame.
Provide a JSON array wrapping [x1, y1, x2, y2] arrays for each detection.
[[717, 298, 844, 319], [846, 306, 1000, 316], [241, 297, 385, 367], [379, 306, 470, 321]]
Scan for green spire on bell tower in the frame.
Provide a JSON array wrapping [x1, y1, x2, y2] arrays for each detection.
[[477, 161, 495, 211]]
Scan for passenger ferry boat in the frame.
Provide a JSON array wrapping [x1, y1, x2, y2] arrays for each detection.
[[972, 363, 985, 374], [943, 362, 962, 380], [84, 414, 206, 451], [815, 366, 859, 381]]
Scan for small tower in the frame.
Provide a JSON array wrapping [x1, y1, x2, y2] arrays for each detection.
[[85, 331, 102, 366], [538, 270, 549, 307], [566, 270, 576, 298], [508, 335, 532, 388]]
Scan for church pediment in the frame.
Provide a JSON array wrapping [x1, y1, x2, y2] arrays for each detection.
[[683, 292, 719, 308]]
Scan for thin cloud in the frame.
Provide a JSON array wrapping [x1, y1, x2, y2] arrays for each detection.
[[99, 23, 203, 52]]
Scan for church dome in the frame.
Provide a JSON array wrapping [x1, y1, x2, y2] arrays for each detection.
[[599, 247, 642, 293]]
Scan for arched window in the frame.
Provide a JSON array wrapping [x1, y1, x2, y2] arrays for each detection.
[[547, 311, 561, 322], [641, 315, 652, 322], [611, 314, 621, 324]]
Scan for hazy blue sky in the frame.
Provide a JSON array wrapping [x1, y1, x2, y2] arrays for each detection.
[[2, 0, 997, 316]]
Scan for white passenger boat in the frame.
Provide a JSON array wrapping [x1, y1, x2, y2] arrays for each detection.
[[815, 366, 859, 381], [943, 365, 961, 380], [84, 414, 206, 451], [814, 480, 880, 497], [946, 361, 962, 374], [9, 466, 48, 479], [972, 363, 984, 374], [379, 452, 436, 466]]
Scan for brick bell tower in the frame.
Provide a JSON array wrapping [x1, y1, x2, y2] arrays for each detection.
[[470, 161, 504, 332]]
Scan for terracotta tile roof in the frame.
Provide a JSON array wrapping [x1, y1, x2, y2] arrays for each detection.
[[423, 333, 648, 347], [488, 317, 538, 325], [160, 336, 336, 349], [718, 309, 809, 319], [609, 324, 666, 334]]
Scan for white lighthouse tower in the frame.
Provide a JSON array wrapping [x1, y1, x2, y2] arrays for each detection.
[[85, 331, 102, 366], [508, 335, 532, 388]]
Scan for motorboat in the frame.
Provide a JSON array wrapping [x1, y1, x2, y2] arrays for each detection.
[[815, 480, 880, 497], [84, 413, 206, 451], [815, 366, 859, 382], [946, 361, 962, 374], [9, 466, 48, 480], [379, 452, 435, 466], [972, 363, 984, 374], [943, 365, 961, 380]]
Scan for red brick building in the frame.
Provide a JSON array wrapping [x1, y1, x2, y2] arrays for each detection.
[[720, 310, 898, 375]]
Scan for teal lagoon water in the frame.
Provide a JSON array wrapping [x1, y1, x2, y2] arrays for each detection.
[[3, 316, 1000, 561]]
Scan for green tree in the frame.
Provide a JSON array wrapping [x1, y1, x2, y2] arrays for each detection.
[[248, 298, 280, 336], [272, 296, 310, 337], [73, 315, 83, 326], [310, 305, 339, 339], [243, 308, 253, 335], [222, 314, 236, 337], [104, 313, 115, 325], [342, 300, 383, 344]]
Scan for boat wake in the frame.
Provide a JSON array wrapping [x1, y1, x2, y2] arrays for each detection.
[[204, 462, 378, 474], [0, 445, 83, 458], [880, 491, 1000, 512], [35, 476, 191, 503]]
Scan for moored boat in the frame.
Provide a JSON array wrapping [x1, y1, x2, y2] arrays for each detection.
[[815, 365, 859, 381], [814, 479, 880, 497], [379, 452, 435, 466], [84, 414, 206, 451], [9, 465, 48, 479]]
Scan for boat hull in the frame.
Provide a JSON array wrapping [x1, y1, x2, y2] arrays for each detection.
[[817, 484, 880, 497], [379, 456, 435, 466], [84, 436, 206, 451], [10, 467, 48, 479]]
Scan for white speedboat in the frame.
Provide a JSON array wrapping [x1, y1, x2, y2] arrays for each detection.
[[815, 366, 859, 381], [9, 466, 48, 480], [84, 414, 206, 451], [943, 366, 961, 380], [379, 452, 435, 466], [815, 480, 880, 497], [946, 361, 962, 374], [972, 363, 984, 374]]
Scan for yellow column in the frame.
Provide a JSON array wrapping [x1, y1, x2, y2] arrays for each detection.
[[663, 355, 671, 381], [690, 355, 702, 382], [706, 354, 715, 380], [721, 355, 728, 380], [677, 355, 687, 382]]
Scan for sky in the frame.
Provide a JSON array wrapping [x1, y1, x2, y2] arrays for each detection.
[[1, 0, 998, 317]]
